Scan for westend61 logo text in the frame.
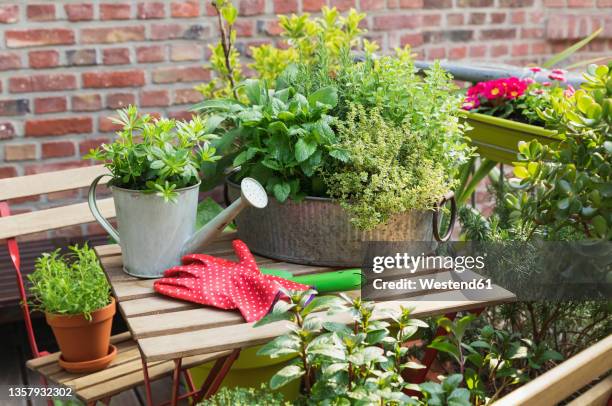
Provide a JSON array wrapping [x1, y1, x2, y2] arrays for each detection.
[[372, 253, 486, 274]]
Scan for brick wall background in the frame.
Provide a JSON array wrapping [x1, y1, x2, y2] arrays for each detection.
[[0, 0, 610, 236]]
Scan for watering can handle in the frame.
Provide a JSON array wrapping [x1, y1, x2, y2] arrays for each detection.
[[432, 191, 457, 242], [88, 174, 120, 244]]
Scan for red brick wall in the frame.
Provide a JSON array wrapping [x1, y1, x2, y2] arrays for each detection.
[[0, 1, 610, 224]]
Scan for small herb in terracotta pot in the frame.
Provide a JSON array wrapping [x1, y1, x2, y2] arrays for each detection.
[[29, 244, 116, 371], [28, 244, 110, 320]]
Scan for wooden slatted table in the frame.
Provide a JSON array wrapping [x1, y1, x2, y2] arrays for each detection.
[[95, 231, 515, 405]]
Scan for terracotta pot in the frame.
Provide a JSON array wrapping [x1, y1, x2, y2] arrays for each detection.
[[45, 297, 116, 363]]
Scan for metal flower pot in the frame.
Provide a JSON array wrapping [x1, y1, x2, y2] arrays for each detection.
[[226, 180, 456, 267]]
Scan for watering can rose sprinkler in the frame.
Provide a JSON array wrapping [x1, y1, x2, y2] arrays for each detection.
[[88, 176, 268, 278]]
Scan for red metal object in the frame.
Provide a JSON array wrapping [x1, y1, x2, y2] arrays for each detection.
[[0, 201, 42, 359], [141, 357, 154, 406], [189, 349, 241, 403], [170, 359, 182, 406]]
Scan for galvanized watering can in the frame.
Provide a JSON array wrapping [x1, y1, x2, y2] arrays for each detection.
[[88, 176, 268, 278]]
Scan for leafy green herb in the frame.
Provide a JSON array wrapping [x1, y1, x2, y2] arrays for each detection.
[[431, 314, 563, 405], [255, 290, 429, 404], [28, 244, 110, 320], [194, 80, 340, 202], [85, 105, 220, 202]]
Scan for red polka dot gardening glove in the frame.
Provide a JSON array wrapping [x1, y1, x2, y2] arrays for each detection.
[[153, 240, 310, 322]]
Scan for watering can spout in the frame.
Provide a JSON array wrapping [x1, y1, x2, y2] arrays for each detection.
[[182, 177, 268, 255]]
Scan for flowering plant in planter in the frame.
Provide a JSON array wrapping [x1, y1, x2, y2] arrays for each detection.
[[462, 69, 574, 127]]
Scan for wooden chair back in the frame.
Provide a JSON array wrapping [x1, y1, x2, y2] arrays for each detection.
[[0, 165, 115, 240]]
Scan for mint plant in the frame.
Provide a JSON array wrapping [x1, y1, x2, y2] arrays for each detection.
[[28, 244, 111, 320], [254, 290, 431, 404], [194, 79, 342, 202], [85, 106, 220, 202]]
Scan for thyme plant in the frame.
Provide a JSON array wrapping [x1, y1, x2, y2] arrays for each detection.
[[28, 244, 111, 320], [323, 104, 458, 229]]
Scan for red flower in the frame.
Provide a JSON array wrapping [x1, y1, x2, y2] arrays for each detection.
[[529, 67, 542, 73], [504, 77, 528, 99], [466, 82, 485, 97], [483, 79, 506, 100]]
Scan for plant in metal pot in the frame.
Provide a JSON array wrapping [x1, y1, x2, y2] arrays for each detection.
[[85, 105, 223, 278], [194, 45, 470, 265], [28, 244, 115, 372]]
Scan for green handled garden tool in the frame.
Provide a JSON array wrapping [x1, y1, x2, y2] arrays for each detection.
[[261, 268, 363, 293]]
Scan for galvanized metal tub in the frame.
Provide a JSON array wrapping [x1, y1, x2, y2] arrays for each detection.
[[226, 180, 443, 267]]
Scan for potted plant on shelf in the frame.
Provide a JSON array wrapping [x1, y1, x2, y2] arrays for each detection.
[[28, 244, 116, 373], [196, 39, 471, 266], [86, 106, 221, 278]]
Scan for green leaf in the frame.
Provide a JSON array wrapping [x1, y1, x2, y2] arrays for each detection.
[[543, 28, 602, 68], [253, 308, 292, 327], [592, 215, 607, 237], [540, 349, 564, 362], [295, 138, 317, 162], [261, 158, 282, 171], [221, 4, 238, 25], [514, 166, 529, 179], [233, 150, 249, 167], [273, 182, 291, 202], [307, 86, 338, 108], [270, 365, 304, 390], [257, 334, 300, 357], [428, 339, 460, 362], [243, 79, 261, 105], [329, 148, 350, 162], [557, 198, 570, 211], [304, 296, 343, 315]]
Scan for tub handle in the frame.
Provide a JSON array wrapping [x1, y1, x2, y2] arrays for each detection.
[[433, 191, 456, 242]]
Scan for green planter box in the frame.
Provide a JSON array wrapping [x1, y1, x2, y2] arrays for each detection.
[[463, 111, 560, 164]]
